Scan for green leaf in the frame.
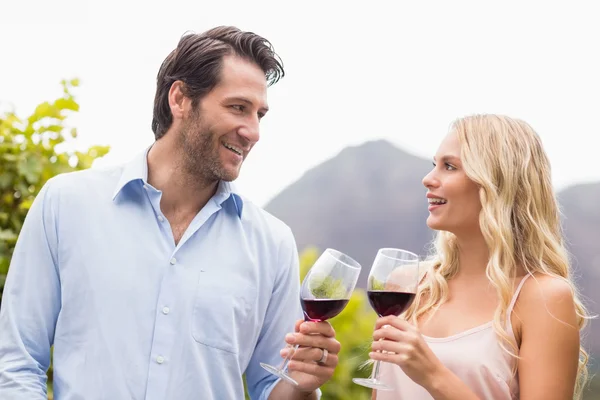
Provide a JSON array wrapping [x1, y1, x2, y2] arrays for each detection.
[[2, 193, 14, 206], [88, 145, 110, 158], [0, 229, 17, 241], [18, 197, 34, 211], [2, 154, 19, 162], [0, 113, 21, 132], [40, 124, 64, 134], [9, 214, 22, 233], [54, 97, 79, 112], [23, 123, 35, 138], [0, 172, 12, 189], [29, 102, 62, 122], [17, 155, 43, 184]]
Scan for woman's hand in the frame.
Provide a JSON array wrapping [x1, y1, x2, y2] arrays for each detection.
[[370, 316, 443, 389]]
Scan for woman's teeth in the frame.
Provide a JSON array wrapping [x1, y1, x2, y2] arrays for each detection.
[[428, 198, 447, 204]]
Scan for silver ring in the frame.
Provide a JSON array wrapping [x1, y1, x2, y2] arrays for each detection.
[[317, 348, 328, 365]]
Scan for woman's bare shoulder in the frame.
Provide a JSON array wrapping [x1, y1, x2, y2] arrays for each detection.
[[517, 273, 578, 328]]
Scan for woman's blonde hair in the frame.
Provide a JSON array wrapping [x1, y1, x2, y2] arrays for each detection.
[[404, 114, 590, 399]]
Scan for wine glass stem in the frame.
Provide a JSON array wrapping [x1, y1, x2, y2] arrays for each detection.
[[371, 336, 386, 381], [372, 358, 383, 381], [279, 343, 300, 372]]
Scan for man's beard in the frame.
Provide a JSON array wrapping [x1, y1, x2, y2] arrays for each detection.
[[178, 112, 238, 185]]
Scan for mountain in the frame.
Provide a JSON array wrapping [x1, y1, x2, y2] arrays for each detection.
[[558, 182, 600, 363], [264, 139, 600, 364], [265, 139, 435, 288]]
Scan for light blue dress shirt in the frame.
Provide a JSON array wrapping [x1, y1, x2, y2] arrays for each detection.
[[0, 147, 307, 399]]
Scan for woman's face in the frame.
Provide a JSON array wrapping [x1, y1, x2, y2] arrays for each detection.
[[422, 131, 482, 236]]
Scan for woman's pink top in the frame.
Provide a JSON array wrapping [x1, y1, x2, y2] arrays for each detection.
[[376, 274, 530, 400]]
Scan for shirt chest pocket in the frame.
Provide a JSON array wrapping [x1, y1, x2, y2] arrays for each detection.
[[191, 273, 257, 354]]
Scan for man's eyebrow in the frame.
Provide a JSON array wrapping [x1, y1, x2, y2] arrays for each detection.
[[226, 96, 269, 113]]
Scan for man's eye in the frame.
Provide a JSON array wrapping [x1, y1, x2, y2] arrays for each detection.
[[231, 105, 244, 112]]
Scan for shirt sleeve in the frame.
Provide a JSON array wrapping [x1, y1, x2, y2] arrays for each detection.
[[0, 179, 61, 398], [244, 226, 321, 400]]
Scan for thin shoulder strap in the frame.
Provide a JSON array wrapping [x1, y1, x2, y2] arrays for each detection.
[[507, 274, 532, 315]]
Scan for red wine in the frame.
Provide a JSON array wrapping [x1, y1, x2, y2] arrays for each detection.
[[367, 291, 416, 317], [301, 299, 349, 322]]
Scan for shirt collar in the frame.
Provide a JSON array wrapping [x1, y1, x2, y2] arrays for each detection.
[[214, 180, 244, 218], [112, 146, 244, 218], [112, 146, 149, 201]]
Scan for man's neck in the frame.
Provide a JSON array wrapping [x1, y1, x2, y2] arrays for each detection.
[[146, 140, 218, 217]]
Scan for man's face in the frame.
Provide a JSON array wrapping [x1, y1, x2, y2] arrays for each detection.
[[179, 55, 269, 183]]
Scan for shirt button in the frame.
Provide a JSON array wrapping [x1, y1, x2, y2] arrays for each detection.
[[158, 215, 164, 222], [162, 307, 170, 315], [156, 355, 165, 364], [170, 257, 177, 265]]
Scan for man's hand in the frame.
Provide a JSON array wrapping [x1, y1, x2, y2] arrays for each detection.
[[283, 319, 340, 393]]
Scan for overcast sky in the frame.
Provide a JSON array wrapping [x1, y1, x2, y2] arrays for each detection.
[[2, 0, 599, 206]]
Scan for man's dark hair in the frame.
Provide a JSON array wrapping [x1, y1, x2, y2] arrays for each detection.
[[151, 26, 285, 139]]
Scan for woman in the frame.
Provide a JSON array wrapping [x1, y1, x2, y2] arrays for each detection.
[[371, 114, 590, 399]]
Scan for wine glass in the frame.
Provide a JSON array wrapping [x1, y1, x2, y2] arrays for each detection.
[[352, 248, 420, 391], [260, 248, 362, 386]]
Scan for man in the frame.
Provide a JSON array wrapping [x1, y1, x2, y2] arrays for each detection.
[[0, 26, 340, 399]]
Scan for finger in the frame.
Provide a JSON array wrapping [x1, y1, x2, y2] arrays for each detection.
[[280, 346, 316, 360], [282, 347, 339, 368], [294, 319, 303, 333], [369, 351, 404, 365], [288, 358, 336, 377], [299, 321, 336, 337], [375, 316, 413, 331], [372, 339, 411, 355], [282, 346, 339, 366], [280, 345, 302, 359], [290, 331, 341, 354], [285, 333, 341, 354], [372, 325, 406, 342]]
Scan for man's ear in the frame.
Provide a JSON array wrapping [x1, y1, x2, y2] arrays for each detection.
[[168, 80, 189, 120]]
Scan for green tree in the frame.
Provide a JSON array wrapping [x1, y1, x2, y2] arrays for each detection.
[[0, 79, 109, 307], [0, 80, 109, 400]]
